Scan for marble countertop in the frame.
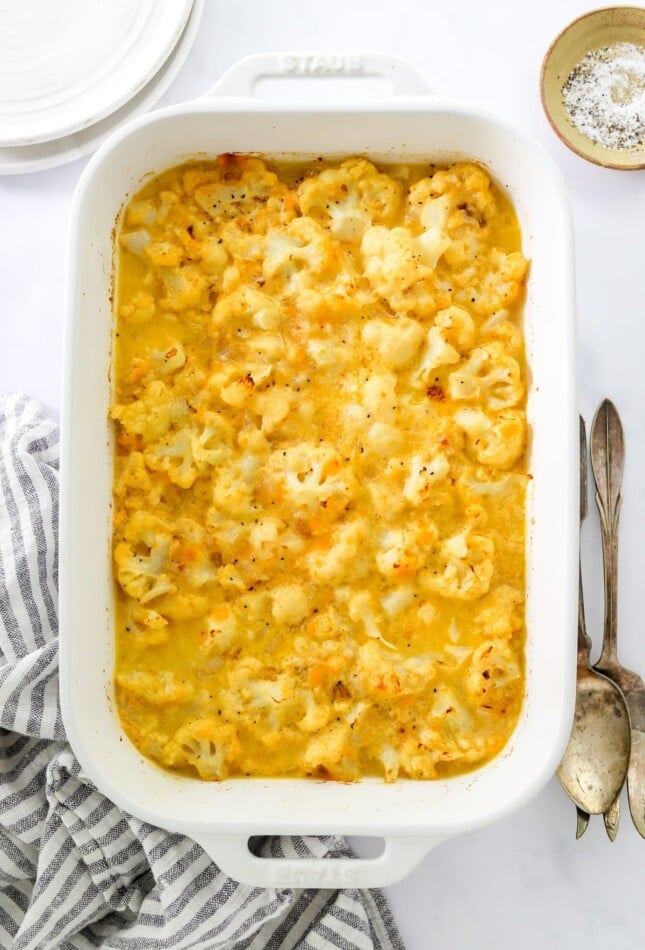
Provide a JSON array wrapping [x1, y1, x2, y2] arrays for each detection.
[[2, 1, 643, 947]]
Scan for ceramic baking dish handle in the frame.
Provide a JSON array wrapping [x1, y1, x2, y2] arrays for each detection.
[[204, 52, 432, 99], [195, 834, 441, 888]]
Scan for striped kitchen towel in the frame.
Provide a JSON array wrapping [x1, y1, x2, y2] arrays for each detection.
[[0, 394, 404, 950]]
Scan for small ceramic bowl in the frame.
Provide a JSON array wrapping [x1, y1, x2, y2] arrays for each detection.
[[541, 6, 645, 169]]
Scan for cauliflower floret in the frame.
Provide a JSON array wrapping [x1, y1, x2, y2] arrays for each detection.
[[402, 453, 450, 505], [355, 641, 436, 698], [348, 590, 394, 648], [119, 601, 169, 649], [479, 309, 523, 354], [270, 443, 354, 513], [248, 516, 281, 548], [160, 265, 208, 312], [164, 719, 240, 780], [169, 518, 216, 589], [215, 220, 264, 265], [118, 291, 156, 325], [154, 190, 180, 224], [362, 371, 398, 421], [144, 411, 233, 489], [413, 306, 476, 384], [380, 585, 416, 619], [216, 564, 248, 592], [448, 343, 523, 411], [302, 722, 354, 778], [199, 603, 240, 654], [120, 229, 151, 257], [193, 411, 234, 466], [263, 216, 374, 319], [297, 158, 402, 241], [212, 285, 282, 330], [361, 315, 424, 368], [211, 456, 261, 515], [204, 361, 273, 409], [398, 736, 440, 779], [306, 335, 350, 372], [116, 511, 214, 606], [203, 512, 244, 559], [307, 519, 368, 582], [378, 743, 401, 783], [130, 604, 168, 631], [114, 512, 175, 604], [221, 376, 258, 408], [466, 639, 521, 704], [110, 380, 188, 443], [406, 189, 451, 230], [145, 429, 199, 489], [245, 517, 303, 565], [408, 163, 496, 224], [116, 670, 193, 705], [263, 217, 335, 291], [455, 407, 526, 468], [245, 330, 285, 362], [179, 232, 229, 276], [403, 180, 454, 264], [149, 339, 186, 375], [144, 240, 183, 268], [430, 684, 466, 721], [420, 530, 495, 601], [416, 221, 452, 270], [366, 422, 404, 456], [466, 248, 529, 316], [251, 387, 292, 435], [114, 451, 151, 497], [474, 585, 524, 639], [235, 589, 271, 623], [375, 525, 437, 578], [222, 665, 300, 730], [125, 199, 156, 227], [193, 157, 279, 220], [300, 691, 331, 733], [271, 583, 310, 625], [361, 225, 440, 316]]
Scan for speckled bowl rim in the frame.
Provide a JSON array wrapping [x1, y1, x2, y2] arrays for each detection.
[[540, 5, 645, 170]]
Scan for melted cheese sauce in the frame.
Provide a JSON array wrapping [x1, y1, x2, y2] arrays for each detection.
[[111, 156, 529, 782]]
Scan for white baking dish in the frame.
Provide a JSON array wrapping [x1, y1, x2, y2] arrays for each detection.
[[60, 53, 577, 889]]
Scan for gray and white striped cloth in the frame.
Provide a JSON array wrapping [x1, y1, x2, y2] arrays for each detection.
[[0, 394, 404, 950]]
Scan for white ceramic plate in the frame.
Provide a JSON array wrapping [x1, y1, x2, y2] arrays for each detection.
[[0, 0, 193, 147], [0, 0, 203, 176]]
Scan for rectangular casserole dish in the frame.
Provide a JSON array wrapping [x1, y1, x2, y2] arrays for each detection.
[[60, 53, 577, 889]]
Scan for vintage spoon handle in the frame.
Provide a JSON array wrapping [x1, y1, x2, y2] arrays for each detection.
[[590, 399, 623, 670], [573, 419, 590, 835], [590, 399, 644, 838], [603, 794, 620, 841], [576, 807, 590, 839], [577, 417, 592, 663], [576, 799, 620, 840], [626, 696, 645, 837]]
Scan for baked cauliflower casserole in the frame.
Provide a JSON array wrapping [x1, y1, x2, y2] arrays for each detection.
[[110, 155, 529, 783]]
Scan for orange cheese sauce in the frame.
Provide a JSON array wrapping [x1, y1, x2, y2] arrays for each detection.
[[110, 156, 529, 782]]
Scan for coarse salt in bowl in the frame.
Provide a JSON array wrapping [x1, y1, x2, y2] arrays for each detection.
[[541, 6, 645, 169]]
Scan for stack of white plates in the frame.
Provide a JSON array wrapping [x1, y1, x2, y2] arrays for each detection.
[[0, 0, 203, 174]]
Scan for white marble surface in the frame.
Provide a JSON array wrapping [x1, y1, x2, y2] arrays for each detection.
[[2, 1, 643, 947]]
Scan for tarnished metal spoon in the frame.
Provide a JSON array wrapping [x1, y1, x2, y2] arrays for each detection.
[[591, 399, 645, 838], [557, 418, 631, 823]]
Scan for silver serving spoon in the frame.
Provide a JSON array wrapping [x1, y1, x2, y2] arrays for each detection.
[[557, 418, 631, 829], [590, 399, 645, 838]]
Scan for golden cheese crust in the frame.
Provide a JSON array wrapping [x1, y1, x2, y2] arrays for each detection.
[[111, 155, 529, 782]]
